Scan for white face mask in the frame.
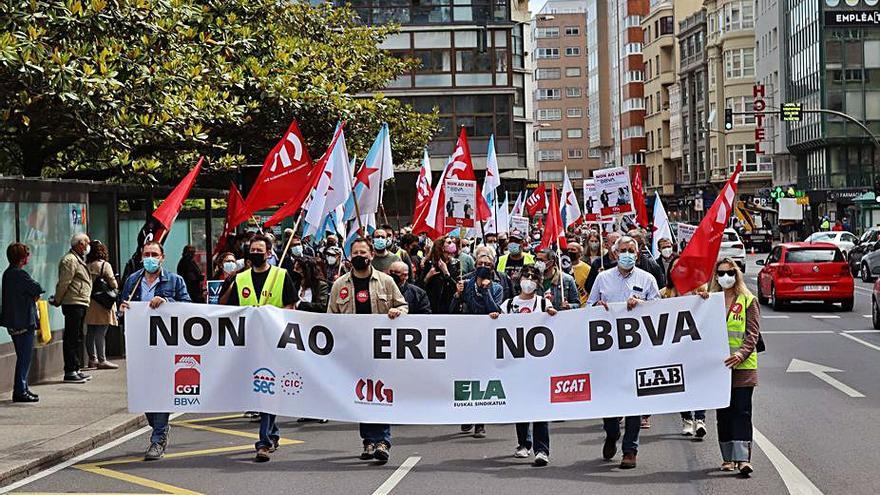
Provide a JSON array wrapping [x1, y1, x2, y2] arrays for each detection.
[[661, 247, 673, 258], [327, 256, 338, 266], [520, 279, 537, 294], [83, 244, 91, 256], [718, 274, 737, 289], [534, 261, 547, 273]]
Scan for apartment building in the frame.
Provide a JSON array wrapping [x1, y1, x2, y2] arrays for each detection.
[[533, 0, 600, 187], [642, 1, 676, 200], [586, 0, 614, 166]]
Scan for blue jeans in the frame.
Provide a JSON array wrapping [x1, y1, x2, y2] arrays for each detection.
[[256, 413, 279, 450], [145, 412, 170, 444], [717, 387, 754, 462], [359, 423, 391, 447], [603, 416, 640, 454], [11, 330, 35, 396], [515, 422, 550, 455]]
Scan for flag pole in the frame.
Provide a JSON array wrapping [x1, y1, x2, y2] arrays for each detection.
[[349, 156, 366, 236]]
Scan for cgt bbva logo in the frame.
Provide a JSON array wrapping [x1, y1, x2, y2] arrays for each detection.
[[253, 368, 276, 396], [174, 354, 201, 406], [355, 378, 394, 406], [453, 380, 506, 407]]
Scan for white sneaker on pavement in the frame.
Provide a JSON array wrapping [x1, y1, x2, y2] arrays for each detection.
[[534, 452, 549, 467], [694, 420, 707, 439], [681, 418, 695, 436], [514, 446, 530, 458]]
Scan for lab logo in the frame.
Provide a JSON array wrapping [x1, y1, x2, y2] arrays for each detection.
[[355, 378, 394, 406], [453, 380, 506, 407], [636, 364, 685, 397], [253, 368, 276, 396], [550, 373, 592, 403], [281, 371, 304, 397], [173, 354, 201, 406]]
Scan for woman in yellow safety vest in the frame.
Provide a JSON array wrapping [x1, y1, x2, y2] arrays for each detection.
[[709, 257, 761, 477]]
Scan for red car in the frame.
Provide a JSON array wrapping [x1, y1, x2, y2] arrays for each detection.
[[756, 242, 854, 311]]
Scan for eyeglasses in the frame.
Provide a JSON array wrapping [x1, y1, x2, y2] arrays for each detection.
[[716, 269, 737, 277], [521, 273, 540, 281]]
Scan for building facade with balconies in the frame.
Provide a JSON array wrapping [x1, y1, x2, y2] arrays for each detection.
[[642, 0, 677, 201]]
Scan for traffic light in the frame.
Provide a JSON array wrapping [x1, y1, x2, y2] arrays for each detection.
[[724, 108, 734, 131]]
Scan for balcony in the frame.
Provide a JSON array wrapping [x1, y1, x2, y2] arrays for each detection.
[[659, 70, 675, 86], [656, 34, 674, 50]]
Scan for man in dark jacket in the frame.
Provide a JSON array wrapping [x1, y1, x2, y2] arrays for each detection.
[[389, 261, 431, 314]]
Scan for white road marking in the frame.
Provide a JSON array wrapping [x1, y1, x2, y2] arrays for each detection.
[[811, 315, 840, 319], [786, 359, 865, 398], [761, 330, 835, 334], [862, 315, 872, 318], [854, 286, 873, 295], [762, 315, 790, 319], [842, 329, 880, 334], [840, 332, 880, 352], [372, 456, 421, 495], [754, 428, 824, 495], [0, 413, 185, 494]]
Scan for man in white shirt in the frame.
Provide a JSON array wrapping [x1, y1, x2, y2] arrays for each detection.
[[586, 236, 660, 470]]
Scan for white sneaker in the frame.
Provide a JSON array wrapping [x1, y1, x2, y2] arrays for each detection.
[[694, 420, 707, 439], [534, 452, 549, 466], [514, 446, 530, 458], [681, 418, 695, 436]]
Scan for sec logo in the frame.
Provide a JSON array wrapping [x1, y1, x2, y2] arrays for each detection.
[[356, 290, 369, 304]]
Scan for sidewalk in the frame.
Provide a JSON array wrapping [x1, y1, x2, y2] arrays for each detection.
[[0, 360, 144, 487]]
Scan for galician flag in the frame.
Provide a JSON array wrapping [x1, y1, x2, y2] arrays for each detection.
[[344, 124, 393, 220], [651, 191, 673, 258], [304, 123, 352, 238], [560, 167, 582, 228]]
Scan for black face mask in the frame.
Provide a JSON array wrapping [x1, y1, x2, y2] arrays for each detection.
[[351, 255, 370, 271], [290, 271, 303, 284], [246, 252, 267, 268], [475, 266, 494, 280]]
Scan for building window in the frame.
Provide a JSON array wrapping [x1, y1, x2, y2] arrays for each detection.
[[535, 47, 560, 59], [537, 108, 562, 120], [564, 26, 580, 36], [622, 126, 645, 139], [536, 27, 559, 38], [537, 129, 563, 141], [536, 68, 561, 80], [728, 144, 770, 173], [565, 67, 581, 77], [588, 148, 601, 158], [413, 50, 452, 74], [722, 1, 754, 33], [565, 47, 581, 57], [538, 150, 563, 162], [624, 70, 644, 83], [536, 88, 561, 100], [623, 98, 646, 112], [624, 43, 643, 55], [623, 15, 642, 27], [724, 48, 755, 79], [659, 16, 674, 35], [568, 149, 584, 159], [566, 107, 583, 118], [567, 128, 583, 139], [565, 86, 582, 97], [724, 97, 756, 125], [539, 170, 564, 181]]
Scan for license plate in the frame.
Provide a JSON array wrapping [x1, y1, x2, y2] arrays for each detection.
[[803, 285, 830, 292]]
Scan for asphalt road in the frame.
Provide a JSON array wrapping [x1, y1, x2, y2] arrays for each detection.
[[7, 254, 880, 495]]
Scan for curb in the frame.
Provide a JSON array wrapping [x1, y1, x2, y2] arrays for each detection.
[[0, 413, 147, 488]]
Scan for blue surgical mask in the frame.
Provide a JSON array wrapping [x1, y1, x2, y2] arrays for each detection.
[[223, 261, 237, 274], [290, 245, 303, 257], [508, 242, 521, 255], [618, 252, 637, 270], [374, 238, 388, 251], [143, 257, 161, 274]]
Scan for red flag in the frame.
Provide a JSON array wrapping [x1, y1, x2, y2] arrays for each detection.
[[212, 182, 245, 257], [446, 128, 492, 222], [539, 184, 566, 251], [133, 158, 203, 256], [670, 161, 743, 295], [411, 152, 438, 238], [263, 126, 346, 228], [526, 183, 547, 217], [233, 121, 313, 226], [631, 165, 649, 228]]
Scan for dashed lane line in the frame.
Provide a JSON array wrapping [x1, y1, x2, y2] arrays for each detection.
[[811, 315, 841, 319], [843, 329, 880, 333], [761, 330, 835, 334], [754, 428, 824, 495], [762, 315, 790, 319], [840, 332, 880, 352], [371, 456, 422, 495]]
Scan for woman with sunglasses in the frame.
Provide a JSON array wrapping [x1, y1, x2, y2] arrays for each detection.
[[709, 257, 760, 476], [489, 264, 557, 467]]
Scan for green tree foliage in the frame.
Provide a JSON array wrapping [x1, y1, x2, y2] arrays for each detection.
[[0, 0, 437, 180]]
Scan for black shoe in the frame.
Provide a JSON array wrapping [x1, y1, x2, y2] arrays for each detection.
[[255, 446, 271, 463], [64, 373, 88, 384], [373, 442, 390, 463], [76, 371, 92, 381], [360, 443, 376, 460], [473, 425, 486, 438], [602, 433, 620, 461], [12, 393, 38, 403], [460, 424, 473, 433], [26, 391, 38, 399], [144, 442, 166, 461]]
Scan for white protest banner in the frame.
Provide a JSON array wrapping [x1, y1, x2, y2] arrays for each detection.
[[509, 215, 529, 236], [676, 223, 698, 252], [593, 167, 634, 219], [127, 295, 731, 423], [582, 179, 599, 223], [444, 179, 477, 228]]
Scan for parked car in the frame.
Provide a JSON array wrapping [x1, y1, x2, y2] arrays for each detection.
[[848, 227, 880, 277], [720, 229, 746, 273], [855, 241, 880, 282], [756, 242, 854, 311], [803, 231, 858, 260], [741, 228, 774, 253]]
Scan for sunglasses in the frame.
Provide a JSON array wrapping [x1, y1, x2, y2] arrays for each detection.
[[716, 269, 737, 277]]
